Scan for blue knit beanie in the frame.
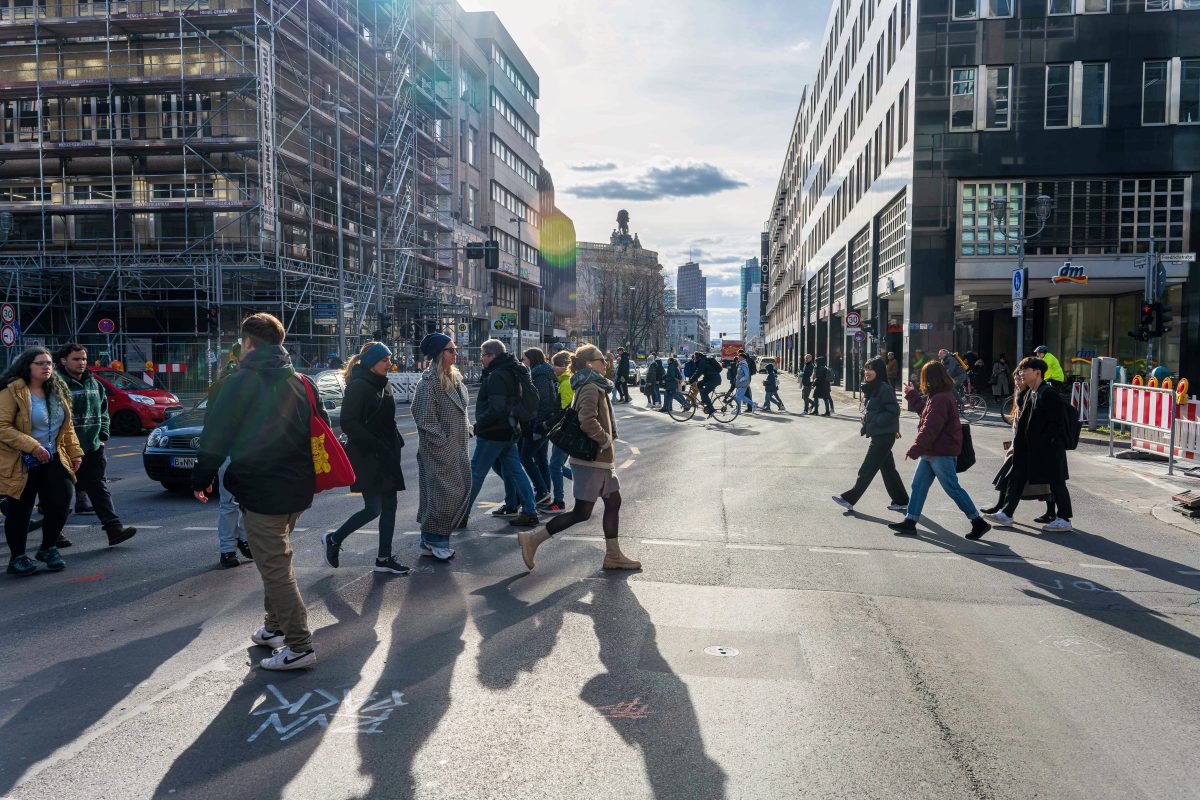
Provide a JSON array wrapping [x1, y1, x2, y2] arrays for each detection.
[[420, 332, 452, 360], [359, 342, 392, 369]]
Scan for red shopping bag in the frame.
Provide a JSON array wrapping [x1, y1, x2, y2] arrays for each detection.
[[299, 375, 355, 492]]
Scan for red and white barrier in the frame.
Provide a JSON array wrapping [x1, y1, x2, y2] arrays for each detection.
[[156, 363, 187, 373], [1070, 381, 1090, 425], [1109, 383, 1179, 474]]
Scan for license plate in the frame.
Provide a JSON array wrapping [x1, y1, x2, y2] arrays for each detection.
[[171, 457, 197, 469]]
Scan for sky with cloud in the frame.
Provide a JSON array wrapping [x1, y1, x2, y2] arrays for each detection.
[[458, 0, 827, 341]]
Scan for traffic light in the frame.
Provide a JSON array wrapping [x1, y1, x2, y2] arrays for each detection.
[[204, 305, 218, 331], [465, 241, 485, 261], [860, 318, 876, 338], [1141, 302, 1155, 328], [375, 312, 392, 341], [484, 239, 500, 270], [1153, 302, 1174, 338], [1129, 302, 1155, 342]]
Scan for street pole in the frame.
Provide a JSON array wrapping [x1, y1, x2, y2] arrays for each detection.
[[332, 104, 347, 362], [995, 194, 1052, 365], [1016, 233, 1025, 362], [1146, 238, 1157, 369], [511, 216, 522, 355]]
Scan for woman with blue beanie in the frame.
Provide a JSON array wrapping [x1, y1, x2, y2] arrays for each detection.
[[321, 341, 409, 574]]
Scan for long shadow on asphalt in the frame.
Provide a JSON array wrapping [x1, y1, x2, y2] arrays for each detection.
[[0, 622, 205, 796], [470, 571, 728, 800], [151, 575, 388, 799], [894, 522, 1200, 662], [703, 425, 760, 436]]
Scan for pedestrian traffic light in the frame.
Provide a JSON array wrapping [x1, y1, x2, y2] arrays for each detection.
[[860, 318, 876, 338], [465, 242, 485, 261], [1141, 302, 1155, 328], [204, 305, 218, 331], [484, 239, 500, 270], [1153, 302, 1173, 337], [1129, 301, 1155, 341]]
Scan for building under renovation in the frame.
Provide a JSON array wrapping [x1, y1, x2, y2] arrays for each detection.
[[0, 0, 572, 388]]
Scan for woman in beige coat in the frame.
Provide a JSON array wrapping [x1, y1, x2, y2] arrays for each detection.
[[518, 344, 640, 572], [0, 347, 84, 576]]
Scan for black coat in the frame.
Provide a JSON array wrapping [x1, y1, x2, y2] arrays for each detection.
[[474, 352, 523, 442], [801, 362, 814, 387], [617, 353, 631, 382], [530, 362, 559, 427], [1012, 382, 1070, 483], [860, 380, 900, 437], [341, 365, 405, 495], [814, 364, 832, 398], [193, 345, 327, 515]]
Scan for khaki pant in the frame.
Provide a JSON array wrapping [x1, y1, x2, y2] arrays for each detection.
[[243, 510, 312, 653]]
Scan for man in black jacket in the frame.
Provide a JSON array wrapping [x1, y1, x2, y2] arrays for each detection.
[[464, 338, 539, 527], [616, 348, 631, 402], [689, 352, 722, 415], [985, 356, 1074, 533], [800, 354, 815, 415], [192, 313, 326, 671]]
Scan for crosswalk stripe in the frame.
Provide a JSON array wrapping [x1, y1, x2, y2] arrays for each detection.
[[641, 539, 702, 547], [809, 547, 869, 556], [725, 543, 784, 551], [1078, 563, 1149, 572]]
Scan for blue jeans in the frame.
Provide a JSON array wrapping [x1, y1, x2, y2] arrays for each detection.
[[906, 456, 980, 522], [217, 457, 246, 554], [650, 384, 661, 405], [467, 437, 536, 516], [519, 434, 551, 497], [549, 443, 570, 504], [735, 386, 755, 410]]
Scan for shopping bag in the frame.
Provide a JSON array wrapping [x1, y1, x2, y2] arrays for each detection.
[[299, 375, 355, 492]]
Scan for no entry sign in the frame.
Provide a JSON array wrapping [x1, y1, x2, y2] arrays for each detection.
[[1, 324, 15, 347], [98, 318, 116, 334]]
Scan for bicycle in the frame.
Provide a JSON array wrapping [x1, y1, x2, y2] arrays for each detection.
[[668, 383, 740, 423], [955, 382, 988, 424]]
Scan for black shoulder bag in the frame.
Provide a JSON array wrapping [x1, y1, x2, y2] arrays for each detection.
[[547, 387, 602, 461]]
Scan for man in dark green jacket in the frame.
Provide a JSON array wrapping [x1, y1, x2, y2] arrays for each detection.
[[56, 343, 136, 547]]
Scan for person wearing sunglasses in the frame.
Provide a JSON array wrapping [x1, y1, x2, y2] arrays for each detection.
[[0, 347, 84, 576]]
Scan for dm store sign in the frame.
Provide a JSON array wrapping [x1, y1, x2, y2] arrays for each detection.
[[1051, 262, 1088, 286]]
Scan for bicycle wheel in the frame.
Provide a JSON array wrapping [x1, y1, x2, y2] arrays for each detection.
[[1001, 396, 1016, 424], [960, 393, 988, 423], [710, 393, 741, 423], [667, 393, 696, 422]]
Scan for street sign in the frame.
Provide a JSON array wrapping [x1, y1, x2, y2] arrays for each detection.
[[492, 319, 505, 331], [98, 318, 116, 334], [313, 302, 337, 325], [1012, 299, 1024, 318], [845, 310, 861, 330], [0, 303, 13, 324], [1011, 268, 1026, 300], [456, 322, 468, 333], [853, 330, 866, 343], [0, 324, 15, 347], [1159, 253, 1196, 263]]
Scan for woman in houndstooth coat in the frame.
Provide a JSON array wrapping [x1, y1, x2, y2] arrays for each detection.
[[412, 333, 471, 560]]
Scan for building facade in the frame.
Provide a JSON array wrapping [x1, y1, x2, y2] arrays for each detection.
[[764, 0, 1199, 384], [573, 212, 665, 353], [676, 261, 707, 310], [665, 308, 712, 355], [740, 257, 762, 343]]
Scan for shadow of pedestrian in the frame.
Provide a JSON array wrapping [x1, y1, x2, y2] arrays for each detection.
[[356, 573, 468, 799], [579, 573, 728, 800], [0, 622, 204, 795], [151, 575, 386, 799]]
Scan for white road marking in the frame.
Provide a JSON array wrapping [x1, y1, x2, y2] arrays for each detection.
[[810, 547, 869, 556], [479, 532, 510, 538], [561, 534, 603, 541], [1178, 570, 1200, 575], [63, 524, 91, 529], [112, 452, 140, 458], [1078, 563, 1149, 572], [641, 539, 702, 547], [895, 552, 959, 560], [985, 556, 1051, 565], [629, 446, 641, 455], [725, 543, 785, 551], [619, 459, 635, 469], [401, 531, 421, 536], [130, 525, 162, 529], [183, 527, 218, 531]]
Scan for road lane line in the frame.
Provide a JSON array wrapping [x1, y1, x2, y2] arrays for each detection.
[[1078, 563, 1149, 572], [1179, 570, 1200, 575], [619, 458, 635, 469], [726, 543, 785, 551], [113, 452, 140, 458], [183, 527, 218, 531], [561, 534, 603, 541], [810, 547, 869, 556], [479, 532, 510, 538], [630, 446, 641, 455], [984, 556, 1051, 565], [63, 524, 91, 529], [130, 525, 162, 529], [895, 552, 959, 560], [641, 539, 702, 547]]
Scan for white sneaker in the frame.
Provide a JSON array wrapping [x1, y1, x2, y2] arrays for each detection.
[[250, 627, 285, 648], [831, 495, 854, 511], [260, 646, 316, 671], [887, 503, 908, 513], [984, 511, 1015, 526], [1042, 517, 1073, 533], [420, 542, 456, 561]]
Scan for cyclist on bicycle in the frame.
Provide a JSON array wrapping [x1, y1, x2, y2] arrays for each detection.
[[689, 352, 722, 415]]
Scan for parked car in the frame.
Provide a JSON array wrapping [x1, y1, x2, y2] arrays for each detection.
[[142, 370, 346, 491], [91, 368, 183, 436]]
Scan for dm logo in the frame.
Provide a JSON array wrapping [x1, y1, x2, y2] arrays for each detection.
[[1051, 262, 1088, 285]]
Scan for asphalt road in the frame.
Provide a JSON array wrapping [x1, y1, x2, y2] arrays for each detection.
[[1, 381, 1198, 800]]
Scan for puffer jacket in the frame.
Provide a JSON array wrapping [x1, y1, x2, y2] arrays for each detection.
[[556, 371, 573, 409], [0, 378, 84, 498], [340, 364, 404, 495], [570, 381, 616, 468], [904, 387, 962, 458], [61, 369, 109, 453], [860, 380, 900, 437]]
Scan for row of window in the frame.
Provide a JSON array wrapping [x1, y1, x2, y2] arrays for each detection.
[[953, 0, 1198, 17], [949, 60, 1200, 131], [490, 88, 535, 150], [490, 134, 538, 190], [490, 181, 538, 228], [492, 227, 537, 269], [0, 181, 227, 203], [491, 44, 538, 111]]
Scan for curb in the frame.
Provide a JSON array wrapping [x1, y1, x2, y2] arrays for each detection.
[[1151, 501, 1200, 538]]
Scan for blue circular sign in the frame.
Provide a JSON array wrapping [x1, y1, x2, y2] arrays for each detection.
[[1012, 270, 1023, 294], [98, 318, 115, 334]]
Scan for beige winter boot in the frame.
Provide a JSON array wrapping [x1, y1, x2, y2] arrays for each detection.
[[517, 526, 551, 570], [602, 538, 641, 570]]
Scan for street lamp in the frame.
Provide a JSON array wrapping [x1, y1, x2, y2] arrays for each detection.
[[320, 100, 352, 361], [992, 193, 1053, 360], [627, 286, 636, 351], [510, 215, 522, 354]]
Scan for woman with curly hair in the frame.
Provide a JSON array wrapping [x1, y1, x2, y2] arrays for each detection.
[[0, 347, 84, 576]]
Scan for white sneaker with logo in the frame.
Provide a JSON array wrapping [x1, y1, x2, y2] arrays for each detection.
[[984, 511, 1015, 526], [250, 627, 285, 648], [1042, 517, 1073, 533], [260, 646, 316, 671]]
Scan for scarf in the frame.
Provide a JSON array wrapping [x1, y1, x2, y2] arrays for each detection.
[[570, 367, 612, 392]]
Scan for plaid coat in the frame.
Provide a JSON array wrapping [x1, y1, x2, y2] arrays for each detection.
[[412, 367, 471, 536]]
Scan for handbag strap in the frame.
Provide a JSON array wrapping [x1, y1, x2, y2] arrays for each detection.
[[298, 374, 318, 418]]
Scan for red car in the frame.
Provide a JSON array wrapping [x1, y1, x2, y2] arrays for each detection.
[[90, 368, 184, 436]]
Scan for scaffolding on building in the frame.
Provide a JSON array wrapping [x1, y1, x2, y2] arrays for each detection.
[[0, 0, 469, 390]]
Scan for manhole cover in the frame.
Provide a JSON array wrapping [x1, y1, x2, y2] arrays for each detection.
[[704, 646, 739, 657]]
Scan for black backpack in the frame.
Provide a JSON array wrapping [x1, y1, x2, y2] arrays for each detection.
[[1063, 401, 1082, 450], [509, 363, 540, 424], [746, 355, 758, 375]]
